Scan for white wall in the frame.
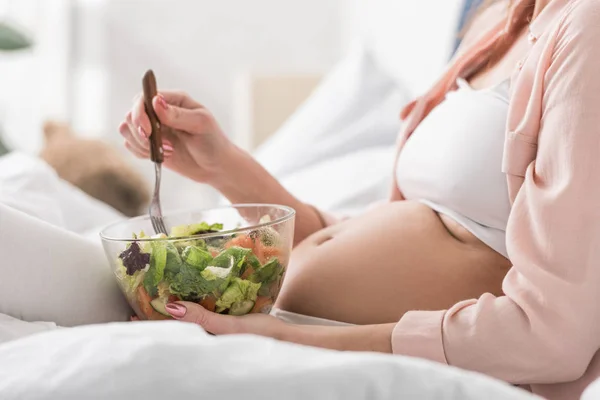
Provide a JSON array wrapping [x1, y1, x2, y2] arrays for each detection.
[[68, 0, 350, 211], [352, 0, 463, 96], [0, 0, 71, 153], [0, 0, 352, 212]]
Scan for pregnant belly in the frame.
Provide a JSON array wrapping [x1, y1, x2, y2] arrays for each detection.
[[275, 201, 511, 325]]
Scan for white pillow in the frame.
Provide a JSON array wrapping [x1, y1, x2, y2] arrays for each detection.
[[0, 152, 124, 234], [253, 43, 407, 178], [279, 146, 395, 214], [359, 0, 464, 96], [0, 321, 539, 400]]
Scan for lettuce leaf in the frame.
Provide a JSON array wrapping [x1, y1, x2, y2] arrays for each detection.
[[181, 246, 212, 271], [164, 242, 183, 280], [143, 241, 167, 297], [249, 258, 282, 285], [212, 247, 251, 277], [215, 278, 261, 312], [118, 242, 150, 276], [115, 258, 146, 294], [170, 222, 224, 238], [245, 253, 261, 274], [169, 268, 217, 300]]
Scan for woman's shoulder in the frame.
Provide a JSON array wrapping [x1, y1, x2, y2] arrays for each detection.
[[558, 0, 600, 33], [548, 0, 600, 61]]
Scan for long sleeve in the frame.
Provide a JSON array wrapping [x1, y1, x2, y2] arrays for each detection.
[[392, 2, 600, 385]]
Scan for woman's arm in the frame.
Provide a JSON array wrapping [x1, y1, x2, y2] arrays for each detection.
[[164, 300, 395, 353], [121, 92, 327, 245], [213, 144, 327, 245]]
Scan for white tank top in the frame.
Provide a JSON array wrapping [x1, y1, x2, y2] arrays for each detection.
[[396, 78, 512, 257]]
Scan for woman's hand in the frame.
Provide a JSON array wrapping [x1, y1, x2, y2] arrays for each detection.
[[119, 89, 329, 244], [164, 302, 289, 339], [119, 91, 233, 184], [164, 302, 395, 354]]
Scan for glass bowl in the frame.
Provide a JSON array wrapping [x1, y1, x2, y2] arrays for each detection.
[[100, 204, 295, 320]]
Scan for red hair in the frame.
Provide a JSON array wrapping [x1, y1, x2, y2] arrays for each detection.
[[468, 0, 535, 76]]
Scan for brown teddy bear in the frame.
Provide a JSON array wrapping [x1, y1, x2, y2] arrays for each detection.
[[39, 121, 150, 217]]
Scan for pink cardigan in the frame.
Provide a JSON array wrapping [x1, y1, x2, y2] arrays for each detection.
[[380, 0, 600, 399]]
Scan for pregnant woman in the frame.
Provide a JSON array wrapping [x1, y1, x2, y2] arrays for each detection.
[[120, 0, 600, 398]]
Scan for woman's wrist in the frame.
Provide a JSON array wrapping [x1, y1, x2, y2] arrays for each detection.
[[202, 142, 244, 189], [282, 323, 396, 353], [205, 144, 326, 244]]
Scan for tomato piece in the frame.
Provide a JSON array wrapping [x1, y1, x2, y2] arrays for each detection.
[[199, 295, 217, 312], [251, 296, 273, 314], [136, 286, 154, 319], [225, 234, 254, 250], [240, 266, 255, 280]]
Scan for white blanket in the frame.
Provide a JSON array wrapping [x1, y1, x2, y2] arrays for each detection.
[[0, 152, 124, 237], [0, 152, 131, 327], [0, 321, 539, 400]]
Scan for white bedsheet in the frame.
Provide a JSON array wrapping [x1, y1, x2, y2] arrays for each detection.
[[0, 320, 539, 400]]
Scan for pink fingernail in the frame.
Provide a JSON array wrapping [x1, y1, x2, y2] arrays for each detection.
[[165, 303, 187, 318], [138, 126, 148, 139], [163, 144, 174, 151], [156, 95, 168, 110]]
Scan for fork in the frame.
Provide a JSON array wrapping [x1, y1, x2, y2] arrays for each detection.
[[142, 69, 168, 235]]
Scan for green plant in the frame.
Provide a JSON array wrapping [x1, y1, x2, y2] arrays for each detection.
[[0, 22, 33, 155], [0, 22, 32, 51]]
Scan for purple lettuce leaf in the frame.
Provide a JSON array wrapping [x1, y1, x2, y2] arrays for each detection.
[[119, 242, 150, 276]]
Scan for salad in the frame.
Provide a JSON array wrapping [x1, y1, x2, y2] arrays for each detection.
[[115, 221, 285, 320]]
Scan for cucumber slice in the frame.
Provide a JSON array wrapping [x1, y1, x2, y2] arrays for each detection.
[[228, 300, 255, 316], [150, 297, 170, 317]]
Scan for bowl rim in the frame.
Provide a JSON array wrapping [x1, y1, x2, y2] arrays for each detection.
[[99, 203, 296, 242]]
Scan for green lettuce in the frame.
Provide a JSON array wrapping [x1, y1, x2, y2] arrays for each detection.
[[174, 238, 207, 252], [245, 253, 261, 273], [170, 264, 233, 300], [143, 241, 167, 297], [215, 278, 261, 313], [170, 222, 224, 238], [164, 242, 183, 280], [201, 265, 235, 296], [212, 247, 251, 277], [181, 245, 212, 270], [249, 258, 282, 285]]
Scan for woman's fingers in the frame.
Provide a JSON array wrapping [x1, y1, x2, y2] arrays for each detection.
[[120, 120, 174, 160], [125, 110, 149, 149], [131, 94, 152, 139], [166, 302, 240, 335], [120, 118, 148, 152], [119, 119, 143, 148], [158, 91, 203, 109], [165, 301, 288, 340], [124, 140, 149, 159], [152, 95, 210, 135], [130, 91, 200, 135]]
